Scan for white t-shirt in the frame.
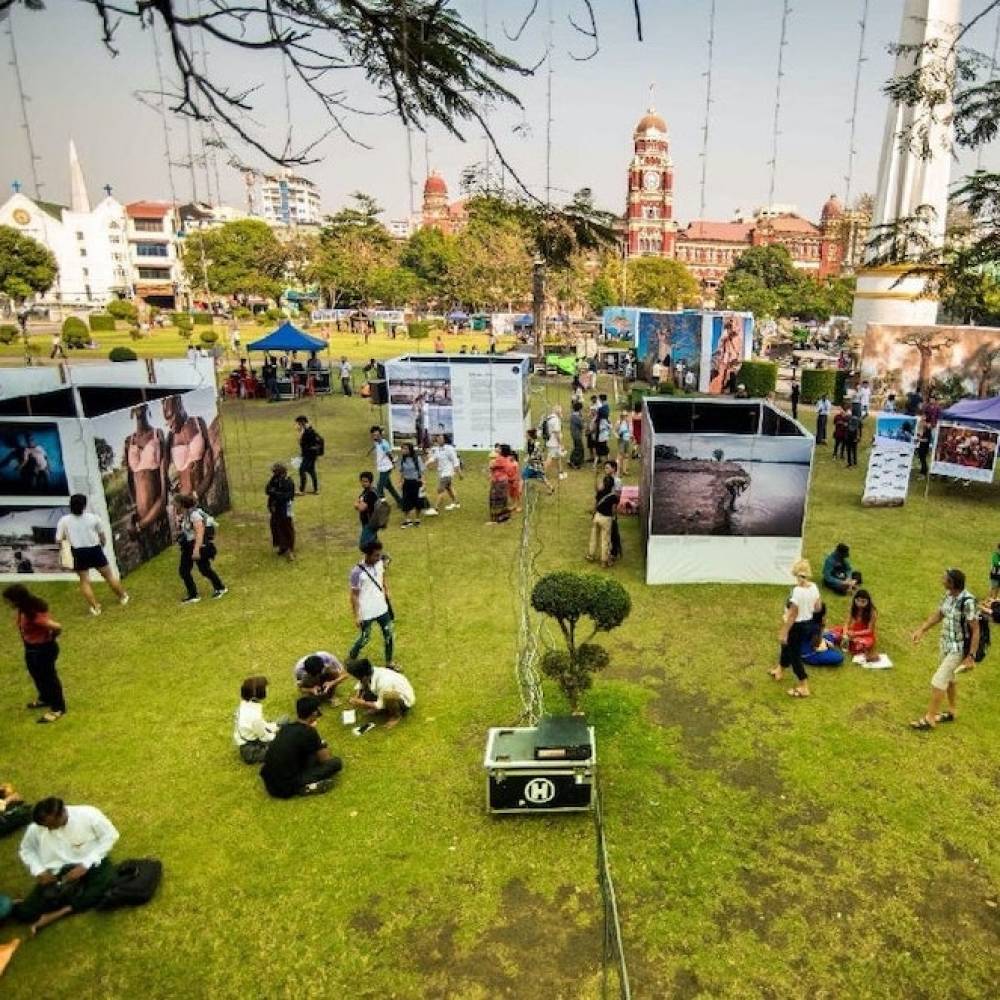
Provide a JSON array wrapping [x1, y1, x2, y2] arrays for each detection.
[[684, 370, 696, 388], [56, 511, 103, 549], [349, 559, 389, 621], [233, 700, 278, 746], [789, 582, 820, 623], [19, 805, 119, 877], [431, 443, 459, 478], [340, 361, 352, 378], [364, 666, 416, 709], [374, 439, 394, 473], [546, 414, 562, 449], [652, 362, 663, 380]]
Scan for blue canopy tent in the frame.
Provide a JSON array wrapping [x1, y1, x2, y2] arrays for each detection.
[[446, 310, 469, 322], [942, 397, 1000, 427], [513, 314, 534, 328], [247, 321, 328, 353]]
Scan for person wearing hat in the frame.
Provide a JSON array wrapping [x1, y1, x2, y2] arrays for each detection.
[[769, 558, 821, 698], [259, 696, 342, 798]]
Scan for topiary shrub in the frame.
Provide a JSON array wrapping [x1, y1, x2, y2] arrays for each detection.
[[736, 360, 777, 398], [89, 314, 116, 332], [234, 307, 252, 320], [407, 321, 431, 340], [192, 312, 214, 326], [106, 299, 138, 323], [530, 571, 631, 713], [175, 314, 193, 335], [0, 324, 18, 345], [62, 316, 89, 348], [265, 307, 282, 323], [109, 346, 138, 362], [800, 367, 836, 404], [198, 329, 218, 346]]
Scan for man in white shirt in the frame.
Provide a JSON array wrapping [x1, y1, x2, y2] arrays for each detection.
[[339, 356, 353, 396], [815, 395, 832, 445], [348, 540, 397, 668], [370, 426, 403, 506], [651, 360, 663, 387], [544, 404, 568, 480], [684, 368, 697, 391], [856, 380, 872, 416], [347, 657, 416, 729], [15, 798, 119, 934], [427, 433, 463, 510]]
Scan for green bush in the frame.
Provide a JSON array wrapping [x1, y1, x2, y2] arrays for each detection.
[[107, 299, 138, 323], [109, 346, 137, 362], [171, 312, 188, 326], [175, 314, 193, 334], [265, 307, 282, 323], [0, 324, 18, 345], [234, 307, 252, 320], [198, 329, 219, 346], [89, 314, 116, 332], [736, 360, 777, 398], [407, 321, 431, 340], [177, 327, 192, 340], [62, 316, 89, 348], [192, 312, 214, 326], [800, 368, 837, 404]]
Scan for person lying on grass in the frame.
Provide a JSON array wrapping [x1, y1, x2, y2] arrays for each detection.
[[13, 797, 119, 936], [293, 651, 349, 704], [346, 658, 416, 730]]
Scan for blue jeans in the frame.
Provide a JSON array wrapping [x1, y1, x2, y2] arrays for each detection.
[[376, 471, 403, 505], [349, 611, 394, 664], [359, 524, 379, 550]]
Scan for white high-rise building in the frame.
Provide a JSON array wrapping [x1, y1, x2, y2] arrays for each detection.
[[0, 140, 131, 311], [259, 171, 322, 226]]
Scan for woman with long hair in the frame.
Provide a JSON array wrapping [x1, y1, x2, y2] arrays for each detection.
[[3, 584, 65, 723], [173, 493, 226, 603], [265, 462, 296, 560], [56, 494, 129, 616], [488, 445, 514, 524], [832, 589, 879, 659], [587, 474, 619, 568], [769, 559, 821, 698], [399, 442, 435, 527], [123, 404, 169, 551]]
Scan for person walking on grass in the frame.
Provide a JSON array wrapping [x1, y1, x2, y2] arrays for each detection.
[[173, 493, 226, 604], [790, 381, 800, 421], [49, 332, 67, 360], [910, 568, 979, 731], [355, 471, 383, 549], [427, 433, 463, 510], [615, 410, 631, 476], [916, 420, 932, 477], [339, 356, 353, 396], [56, 494, 129, 617], [815, 394, 831, 445], [399, 442, 436, 527], [4, 585, 66, 724], [295, 415, 322, 495], [371, 426, 404, 507], [769, 559, 821, 698], [543, 404, 568, 480], [265, 462, 295, 560], [832, 402, 850, 460], [348, 540, 397, 668], [586, 474, 619, 568], [845, 408, 862, 468], [569, 400, 586, 469]]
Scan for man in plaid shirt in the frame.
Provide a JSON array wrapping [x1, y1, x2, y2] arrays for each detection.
[[910, 568, 979, 731]]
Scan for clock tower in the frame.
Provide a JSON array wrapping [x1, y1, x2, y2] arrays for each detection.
[[626, 105, 676, 257]]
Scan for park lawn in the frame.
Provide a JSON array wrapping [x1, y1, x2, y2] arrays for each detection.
[[0, 375, 997, 999]]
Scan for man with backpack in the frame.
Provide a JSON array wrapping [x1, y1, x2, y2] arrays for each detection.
[[910, 568, 980, 731], [355, 471, 388, 549], [295, 415, 323, 495], [173, 493, 226, 604]]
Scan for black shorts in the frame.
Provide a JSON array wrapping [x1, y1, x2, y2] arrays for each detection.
[[72, 545, 108, 572], [596, 441, 610, 458]]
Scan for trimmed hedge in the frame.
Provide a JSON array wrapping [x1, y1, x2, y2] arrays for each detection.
[[407, 321, 431, 340], [107, 300, 138, 323], [198, 329, 219, 346], [89, 314, 116, 332], [62, 316, 89, 348], [736, 360, 777, 398], [800, 368, 837, 404], [192, 312, 214, 326], [109, 346, 138, 362], [0, 324, 18, 345]]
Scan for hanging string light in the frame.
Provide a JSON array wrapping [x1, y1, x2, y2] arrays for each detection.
[[5, 11, 43, 198]]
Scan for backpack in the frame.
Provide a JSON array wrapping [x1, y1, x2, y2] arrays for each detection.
[[962, 596, 991, 662], [0, 802, 31, 838], [97, 858, 163, 910], [369, 497, 391, 531], [196, 509, 218, 541], [314, 432, 326, 457]]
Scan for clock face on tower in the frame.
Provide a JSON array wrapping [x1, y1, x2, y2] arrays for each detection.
[[642, 170, 661, 192]]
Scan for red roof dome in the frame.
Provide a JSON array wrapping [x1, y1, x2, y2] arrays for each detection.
[[821, 194, 844, 221], [634, 109, 667, 135], [424, 172, 448, 196]]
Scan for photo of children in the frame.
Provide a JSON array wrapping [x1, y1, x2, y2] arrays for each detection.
[[930, 422, 1000, 483]]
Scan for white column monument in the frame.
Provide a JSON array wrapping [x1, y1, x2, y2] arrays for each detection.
[[851, 0, 962, 336]]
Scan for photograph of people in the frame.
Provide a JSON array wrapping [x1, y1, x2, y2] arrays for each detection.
[[163, 396, 215, 503], [709, 316, 743, 394], [0, 426, 69, 497], [123, 405, 170, 549]]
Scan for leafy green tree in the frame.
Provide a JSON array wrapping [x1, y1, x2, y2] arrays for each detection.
[[718, 272, 780, 318], [0, 225, 57, 303], [587, 274, 617, 313], [448, 220, 532, 310], [530, 571, 631, 713], [400, 227, 458, 303], [623, 257, 701, 310], [183, 220, 286, 299], [368, 266, 422, 308], [106, 299, 139, 323], [725, 244, 799, 290]]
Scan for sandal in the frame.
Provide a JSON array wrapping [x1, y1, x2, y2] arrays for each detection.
[[37, 711, 64, 724], [788, 688, 809, 698], [909, 718, 934, 731], [934, 711, 956, 723]]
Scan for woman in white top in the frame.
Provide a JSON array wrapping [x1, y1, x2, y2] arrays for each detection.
[[769, 558, 821, 697], [56, 494, 128, 617], [233, 676, 280, 764]]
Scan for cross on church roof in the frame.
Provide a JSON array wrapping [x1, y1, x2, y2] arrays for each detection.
[[103, 184, 113, 197]]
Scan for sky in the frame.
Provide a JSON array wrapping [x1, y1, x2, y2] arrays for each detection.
[[1, 1, 998, 225]]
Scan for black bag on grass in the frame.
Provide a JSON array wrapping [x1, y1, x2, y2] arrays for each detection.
[[0, 802, 31, 838], [98, 858, 163, 910]]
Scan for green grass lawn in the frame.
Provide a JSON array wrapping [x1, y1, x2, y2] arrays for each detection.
[[0, 370, 998, 998]]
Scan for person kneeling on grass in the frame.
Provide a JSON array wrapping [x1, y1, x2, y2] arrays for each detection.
[[346, 658, 415, 729], [293, 651, 349, 703], [13, 797, 118, 936], [233, 676, 281, 764], [260, 696, 342, 798]]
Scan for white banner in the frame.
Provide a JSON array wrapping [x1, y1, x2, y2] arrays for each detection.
[[862, 413, 917, 506], [930, 421, 1000, 483]]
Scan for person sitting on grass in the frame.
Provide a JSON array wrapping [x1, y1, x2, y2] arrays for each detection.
[[259, 696, 342, 799], [828, 589, 879, 660], [13, 797, 119, 936], [233, 676, 281, 764], [346, 657, 416, 729], [822, 542, 861, 595], [293, 651, 349, 703], [801, 604, 845, 667]]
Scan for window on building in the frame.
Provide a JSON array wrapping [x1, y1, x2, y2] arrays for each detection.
[[109, 236, 120, 244], [79, 248, 87, 257], [85, 285, 92, 300], [137, 268, 170, 280], [82, 267, 89, 277], [133, 218, 163, 233], [76, 231, 85, 240], [136, 243, 169, 257]]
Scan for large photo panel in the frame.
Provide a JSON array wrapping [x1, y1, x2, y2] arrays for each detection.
[[385, 361, 454, 445]]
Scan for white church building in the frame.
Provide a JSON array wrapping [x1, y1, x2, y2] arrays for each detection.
[[0, 141, 132, 313]]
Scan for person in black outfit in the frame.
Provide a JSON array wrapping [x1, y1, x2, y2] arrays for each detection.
[[4, 584, 66, 723], [265, 462, 296, 559], [260, 696, 342, 798], [845, 411, 861, 468], [790, 381, 800, 421], [916, 421, 932, 477], [354, 471, 381, 549], [295, 415, 321, 495]]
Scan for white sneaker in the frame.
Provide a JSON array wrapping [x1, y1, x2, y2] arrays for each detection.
[[444, 503, 458, 510], [89, 605, 102, 617], [559, 473, 568, 480], [119, 593, 130, 606], [425, 508, 439, 516]]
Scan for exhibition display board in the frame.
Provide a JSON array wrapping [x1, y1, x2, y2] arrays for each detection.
[[0, 359, 229, 581], [384, 354, 530, 450], [862, 413, 918, 506], [639, 397, 814, 585]]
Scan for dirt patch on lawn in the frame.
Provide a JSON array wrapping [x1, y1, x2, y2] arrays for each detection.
[[408, 878, 600, 999]]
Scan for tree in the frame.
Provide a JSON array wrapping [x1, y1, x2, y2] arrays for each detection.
[[183, 220, 286, 299], [621, 257, 700, 310], [900, 329, 958, 397], [725, 244, 799, 290], [0, 225, 57, 303], [400, 227, 458, 305], [106, 299, 138, 323], [530, 572, 631, 713], [587, 274, 617, 313], [448, 221, 532, 310]]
